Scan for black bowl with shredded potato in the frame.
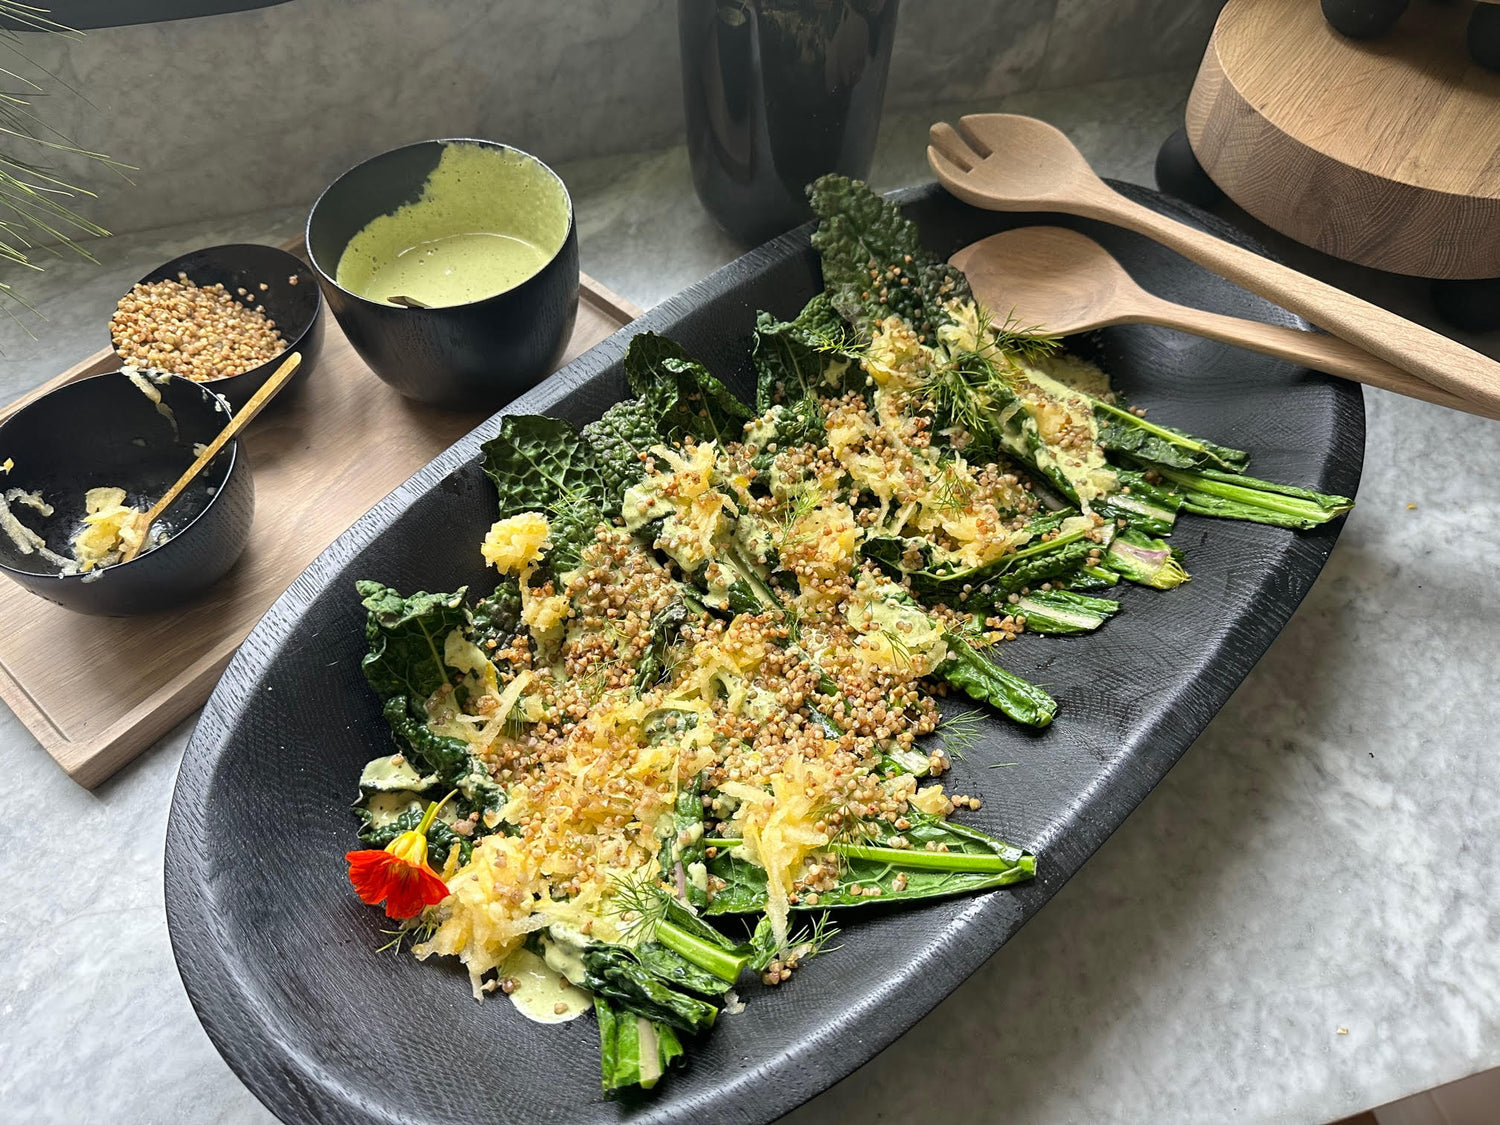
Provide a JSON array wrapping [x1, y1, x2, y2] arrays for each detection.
[[0, 370, 253, 615]]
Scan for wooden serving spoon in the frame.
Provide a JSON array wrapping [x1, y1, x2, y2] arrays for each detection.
[[952, 227, 1498, 420], [119, 351, 302, 563], [927, 114, 1500, 418]]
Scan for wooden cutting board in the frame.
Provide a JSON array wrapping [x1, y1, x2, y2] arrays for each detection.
[[0, 264, 640, 788], [1186, 0, 1500, 279]]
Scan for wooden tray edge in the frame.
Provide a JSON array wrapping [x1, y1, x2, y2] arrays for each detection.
[[3, 258, 641, 787]]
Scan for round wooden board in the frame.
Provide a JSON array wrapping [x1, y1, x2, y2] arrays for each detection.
[[1186, 0, 1500, 279]]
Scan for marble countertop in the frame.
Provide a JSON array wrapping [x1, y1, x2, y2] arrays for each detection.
[[4, 73, 1499, 1125]]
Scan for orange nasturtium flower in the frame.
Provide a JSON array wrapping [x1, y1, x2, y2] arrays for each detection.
[[345, 791, 455, 919]]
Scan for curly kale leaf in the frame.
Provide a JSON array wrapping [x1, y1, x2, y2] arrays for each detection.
[[808, 173, 970, 336], [381, 696, 471, 781], [623, 332, 753, 447], [480, 414, 608, 518], [480, 415, 607, 579], [472, 577, 522, 653], [356, 581, 469, 713], [752, 293, 862, 413]]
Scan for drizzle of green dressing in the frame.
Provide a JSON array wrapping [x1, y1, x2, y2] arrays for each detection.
[[335, 142, 569, 309]]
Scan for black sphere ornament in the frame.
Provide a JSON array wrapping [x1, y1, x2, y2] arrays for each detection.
[[1430, 277, 1500, 334], [1320, 0, 1409, 39], [1470, 5, 1500, 72], [1154, 128, 1225, 209]]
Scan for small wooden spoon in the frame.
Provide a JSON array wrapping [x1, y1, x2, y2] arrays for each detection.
[[119, 351, 302, 563], [952, 227, 1498, 420], [927, 113, 1500, 418]]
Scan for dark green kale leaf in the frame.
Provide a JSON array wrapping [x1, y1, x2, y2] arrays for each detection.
[[472, 578, 522, 653], [1091, 467, 1182, 536], [752, 292, 862, 414], [544, 491, 607, 580], [632, 941, 735, 998], [635, 600, 695, 693], [595, 997, 685, 1094], [581, 391, 679, 509], [935, 634, 1058, 728], [862, 519, 1095, 611], [480, 415, 608, 518], [356, 581, 469, 712], [1095, 399, 1250, 473], [705, 809, 1034, 914], [808, 173, 970, 336], [655, 771, 708, 907], [622, 332, 753, 447], [1009, 588, 1119, 636], [583, 946, 720, 1034], [480, 415, 607, 580], [381, 696, 471, 781]]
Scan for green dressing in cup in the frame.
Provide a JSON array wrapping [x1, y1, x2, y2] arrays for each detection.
[[334, 143, 570, 309]]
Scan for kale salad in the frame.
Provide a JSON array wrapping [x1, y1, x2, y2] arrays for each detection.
[[342, 176, 1353, 1094]]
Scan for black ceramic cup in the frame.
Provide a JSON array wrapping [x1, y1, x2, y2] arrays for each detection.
[[305, 138, 580, 410], [0, 371, 254, 616], [119, 243, 325, 413]]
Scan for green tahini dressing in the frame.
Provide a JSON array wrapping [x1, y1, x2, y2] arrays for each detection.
[[335, 143, 569, 309], [498, 947, 590, 1024]]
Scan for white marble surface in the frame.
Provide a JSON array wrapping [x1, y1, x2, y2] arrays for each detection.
[[17, 0, 1225, 237], [4, 73, 1500, 1125]]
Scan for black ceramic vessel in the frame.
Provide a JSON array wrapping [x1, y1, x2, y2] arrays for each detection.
[[305, 138, 580, 410], [680, 0, 899, 244], [0, 371, 254, 616], [167, 183, 1363, 1125], [122, 243, 325, 413]]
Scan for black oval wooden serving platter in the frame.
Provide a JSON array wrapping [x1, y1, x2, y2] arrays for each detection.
[[165, 182, 1364, 1125]]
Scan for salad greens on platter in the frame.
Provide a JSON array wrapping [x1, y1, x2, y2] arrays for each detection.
[[342, 177, 1354, 1094]]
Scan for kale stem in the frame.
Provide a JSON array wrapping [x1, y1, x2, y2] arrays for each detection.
[[655, 919, 749, 983], [832, 843, 1032, 874]]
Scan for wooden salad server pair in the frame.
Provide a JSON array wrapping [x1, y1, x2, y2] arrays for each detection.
[[929, 114, 1500, 421]]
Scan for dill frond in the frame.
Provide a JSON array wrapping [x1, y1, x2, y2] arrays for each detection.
[[376, 916, 439, 956], [608, 872, 671, 940], [936, 707, 986, 760]]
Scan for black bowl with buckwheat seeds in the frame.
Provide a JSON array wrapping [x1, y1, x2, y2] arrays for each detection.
[[113, 243, 325, 413]]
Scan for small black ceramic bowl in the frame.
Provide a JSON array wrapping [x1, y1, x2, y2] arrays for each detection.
[[0, 371, 254, 616], [305, 138, 579, 409], [116, 243, 325, 413]]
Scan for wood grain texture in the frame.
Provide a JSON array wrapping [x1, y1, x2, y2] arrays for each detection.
[[950, 225, 1495, 417], [164, 182, 1365, 1125], [0, 266, 639, 788], [1186, 0, 1500, 279], [927, 112, 1500, 415]]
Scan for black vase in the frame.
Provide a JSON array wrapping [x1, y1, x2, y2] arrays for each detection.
[[680, 0, 899, 245]]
